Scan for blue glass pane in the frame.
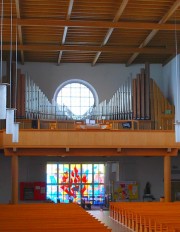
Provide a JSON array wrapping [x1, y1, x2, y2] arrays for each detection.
[[82, 164, 92, 173], [46, 185, 57, 202], [47, 164, 57, 184], [94, 184, 105, 205], [94, 164, 104, 174]]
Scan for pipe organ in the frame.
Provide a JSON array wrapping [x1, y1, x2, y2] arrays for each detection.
[[93, 76, 132, 120], [3, 63, 174, 131], [92, 64, 174, 130], [25, 75, 52, 119]]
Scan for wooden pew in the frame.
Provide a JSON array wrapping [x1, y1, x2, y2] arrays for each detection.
[[109, 202, 180, 232], [0, 203, 111, 232]]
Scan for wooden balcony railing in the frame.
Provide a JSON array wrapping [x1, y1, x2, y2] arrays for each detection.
[[9, 115, 174, 131]]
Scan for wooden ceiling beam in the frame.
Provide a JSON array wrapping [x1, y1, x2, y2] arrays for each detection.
[[126, 0, 180, 66], [2, 44, 179, 54], [15, 0, 24, 65], [57, 0, 74, 65], [92, 0, 129, 66], [3, 19, 180, 31]]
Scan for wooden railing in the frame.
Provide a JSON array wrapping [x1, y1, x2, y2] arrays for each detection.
[[0, 116, 173, 131]]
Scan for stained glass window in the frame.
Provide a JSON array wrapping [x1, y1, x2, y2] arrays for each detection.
[[46, 163, 105, 204]]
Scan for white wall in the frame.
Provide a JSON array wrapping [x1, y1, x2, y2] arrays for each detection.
[[162, 55, 180, 105], [19, 63, 163, 103]]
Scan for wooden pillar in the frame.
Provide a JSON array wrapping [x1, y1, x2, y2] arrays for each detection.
[[11, 155, 19, 204], [164, 155, 171, 202]]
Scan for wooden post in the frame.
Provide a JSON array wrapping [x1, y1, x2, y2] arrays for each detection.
[[145, 62, 150, 119], [132, 79, 137, 119], [140, 68, 145, 119], [11, 155, 19, 204], [164, 155, 171, 202], [136, 74, 141, 119]]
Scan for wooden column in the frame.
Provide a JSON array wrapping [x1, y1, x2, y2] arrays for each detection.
[[164, 155, 171, 202], [11, 155, 19, 204]]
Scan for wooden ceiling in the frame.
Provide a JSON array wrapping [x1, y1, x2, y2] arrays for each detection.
[[1, 0, 180, 65]]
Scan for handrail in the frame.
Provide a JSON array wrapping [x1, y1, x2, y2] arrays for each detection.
[[12, 117, 174, 131]]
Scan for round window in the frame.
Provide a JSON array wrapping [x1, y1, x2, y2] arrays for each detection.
[[54, 79, 98, 120]]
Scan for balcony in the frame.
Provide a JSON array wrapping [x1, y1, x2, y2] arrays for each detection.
[[1, 118, 179, 157]]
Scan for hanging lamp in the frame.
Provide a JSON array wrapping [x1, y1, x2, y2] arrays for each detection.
[[6, 0, 16, 134], [12, 19, 19, 143], [174, 14, 180, 142], [12, 122, 19, 143], [0, 0, 8, 120]]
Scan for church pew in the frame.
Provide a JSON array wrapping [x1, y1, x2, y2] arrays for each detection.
[[109, 202, 180, 232], [0, 203, 111, 232]]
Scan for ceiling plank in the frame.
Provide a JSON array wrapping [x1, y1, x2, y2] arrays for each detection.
[[15, 0, 24, 64], [126, 0, 180, 66], [92, 0, 129, 66], [57, 0, 74, 65], [2, 1, 180, 65]]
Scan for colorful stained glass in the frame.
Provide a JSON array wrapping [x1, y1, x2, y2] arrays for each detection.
[[46, 163, 105, 203]]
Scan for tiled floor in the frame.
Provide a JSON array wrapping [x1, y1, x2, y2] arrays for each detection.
[[88, 210, 132, 232]]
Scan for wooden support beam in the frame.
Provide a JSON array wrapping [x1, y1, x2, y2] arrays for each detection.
[[15, 0, 24, 64], [57, 0, 74, 65], [4, 148, 178, 157], [126, 0, 180, 66], [11, 155, 18, 204], [2, 44, 178, 54], [164, 155, 171, 202], [92, 0, 129, 65], [3, 19, 180, 31]]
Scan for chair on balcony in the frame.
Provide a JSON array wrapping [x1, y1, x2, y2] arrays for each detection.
[[49, 122, 57, 129]]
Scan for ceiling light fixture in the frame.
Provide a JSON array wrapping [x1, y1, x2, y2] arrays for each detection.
[[6, 0, 16, 138], [0, 0, 7, 120], [174, 13, 180, 142]]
